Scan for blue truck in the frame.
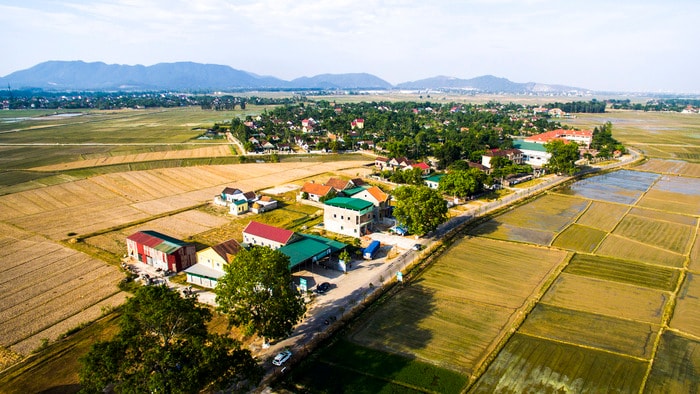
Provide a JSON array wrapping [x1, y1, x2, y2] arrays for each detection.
[[363, 240, 380, 260]]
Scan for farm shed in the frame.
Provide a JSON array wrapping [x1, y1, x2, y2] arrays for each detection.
[[279, 233, 348, 270], [126, 231, 196, 272], [186, 239, 242, 288]]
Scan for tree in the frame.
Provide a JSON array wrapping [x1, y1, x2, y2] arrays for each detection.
[[439, 168, 486, 198], [545, 139, 580, 175], [79, 285, 261, 393], [393, 185, 448, 235], [215, 247, 306, 343]]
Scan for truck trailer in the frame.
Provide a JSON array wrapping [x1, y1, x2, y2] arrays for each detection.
[[363, 240, 380, 260]]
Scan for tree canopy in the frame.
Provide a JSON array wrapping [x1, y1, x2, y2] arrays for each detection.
[[393, 185, 448, 235], [215, 247, 306, 342], [79, 285, 261, 393], [438, 168, 487, 198], [545, 140, 580, 175]]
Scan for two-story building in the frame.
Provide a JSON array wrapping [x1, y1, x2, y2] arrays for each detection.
[[184, 239, 243, 288], [323, 197, 375, 238]]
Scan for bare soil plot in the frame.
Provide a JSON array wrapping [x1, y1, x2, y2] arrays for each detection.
[[564, 254, 680, 291], [645, 330, 700, 393], [552, 224, 607, 253], [540, 273, 670, 324], [669, 273, 700, 337], [596, 234, 687, 268], [348, 237, 567, 375], [469, 333, 648, 393], [519, 304, 659, 358], [575, 201, 629, 232], [613, 214, 695, 254]]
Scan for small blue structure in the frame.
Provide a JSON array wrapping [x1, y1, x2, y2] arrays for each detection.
[[363, 240, 381, 260]]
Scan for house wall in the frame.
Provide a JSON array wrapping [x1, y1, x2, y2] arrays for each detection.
[[323, 205, 373, 238], [186, 273, 217, 289], [520, 149, 551, 168], [243, 233, 286, 249], [197, 248, 227, 272]]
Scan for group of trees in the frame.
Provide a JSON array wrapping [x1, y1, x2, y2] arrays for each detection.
[[80, 247, 306, 392], [545, 99, 606, 114], [591, 121, 625, 158]]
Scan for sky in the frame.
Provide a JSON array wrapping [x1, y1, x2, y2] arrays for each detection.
[[1, 0, 699, 93]]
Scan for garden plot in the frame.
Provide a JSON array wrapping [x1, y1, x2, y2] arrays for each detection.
[[613, 214, 695, 254], [564, 254, 680, 292], [470, 333, 648, 393], [558, 169, 660, 205], [551, 224, 607, 253], [519, 304, 659, 359], [540, 273, 670, 324], [596, 234, 687, 268], [574, 201, 629, 232], [669, 273, 700, 338], [645, 330, 700, 393]]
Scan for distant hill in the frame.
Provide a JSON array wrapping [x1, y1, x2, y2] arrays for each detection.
[[396, 75, 586, 94], [0, 60, 586, 93]]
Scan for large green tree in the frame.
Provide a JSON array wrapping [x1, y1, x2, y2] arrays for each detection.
[[79, 285, 261, 393], [439, 168, 486, 198], [545, 139, 580, 175], [393, 185, 448, 235], [215, 247, 306, 342]]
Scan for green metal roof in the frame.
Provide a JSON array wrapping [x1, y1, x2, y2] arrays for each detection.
[[343, 186, 367, 196], [513, 141, 548, 152], [278, 234, 348, 269], [324, 197, 374, 211]]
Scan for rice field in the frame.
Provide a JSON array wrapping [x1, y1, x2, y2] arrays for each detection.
[[613, 214, 695, 254], [596, 234, 687, 268], [557, 169, 660, 205], [669, 273, 700, 338], [551, 224, 607, 252], [574, 201, 629, 231], [564, 254, 681, 291], [644, 331, 700, 393]]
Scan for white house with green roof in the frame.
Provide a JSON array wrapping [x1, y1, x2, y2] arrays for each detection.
[[512, 141, 551, 168], [424, 174, 445, 190], [323, 197, 375, 237]]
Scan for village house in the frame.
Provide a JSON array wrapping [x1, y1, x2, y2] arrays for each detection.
[[512, 141, 551, 168], [184, 239, 243, 288], [300, 182, 335, 202], [126, 230, 196, 272], [375, 156, 389, 170], [525, 129, 593, 148], [424, 174, 444, 190], [323, 197, 375, 238], [481, 148, 524, 169], [242, 220, 299, 249], [347, 186, 391, 221], [406, 162, 431, 175], [250, 195, 278, 213]]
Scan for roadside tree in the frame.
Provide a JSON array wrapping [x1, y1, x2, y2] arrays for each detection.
[[215, 247, 306, 343], [545, 139, 580, 175], [439, 168, 486, 198], [79, 285, 261, 393], [393, 185, 448, 235]]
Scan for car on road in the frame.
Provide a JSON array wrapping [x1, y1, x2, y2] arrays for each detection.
[[315, 282, 331, 294], [272, 349, 292, 366], [412, 243, 422, 251]]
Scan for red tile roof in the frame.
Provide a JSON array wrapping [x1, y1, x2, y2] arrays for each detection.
[[300, 182, 333, 196], [243, 221, 296, 245], [324, 177, 350, 191]]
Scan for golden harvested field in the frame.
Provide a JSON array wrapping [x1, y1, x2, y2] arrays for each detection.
[[540, 273, 670, 324], [0, 160, 369, 240], [564, 254, 680, 292], [32, 144, 234, 171], [0, 226, 126, 356], [519, 304, 659, 358], [574, 201, 629, 232], [613, 214, 695, 254], [627, 206, 698, 226], [637, 189, 700, 216], [349, 237, 567, 376], [690, 233, 700, 273], [596, 234, 687, 268], [669, 273, 700, 337], [635, 158, 700, 177]]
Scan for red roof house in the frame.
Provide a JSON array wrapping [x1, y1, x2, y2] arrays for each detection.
[[242, 221, 299, 249], [126, 230, 196, 272]]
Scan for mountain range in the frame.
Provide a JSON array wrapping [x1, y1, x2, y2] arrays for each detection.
[[0, 61, 587, 93]]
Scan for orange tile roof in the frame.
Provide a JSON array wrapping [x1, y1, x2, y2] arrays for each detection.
[[301, 182, 333, 196], [366, 186, 388, 203]]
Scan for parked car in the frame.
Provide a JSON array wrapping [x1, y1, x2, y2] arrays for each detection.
[[272, 349, 292, 366], [412, 243, 422, 251], [315, 282, 331, 294]]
